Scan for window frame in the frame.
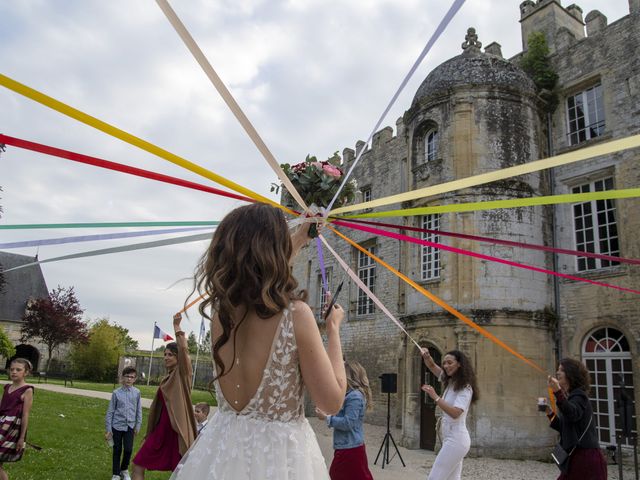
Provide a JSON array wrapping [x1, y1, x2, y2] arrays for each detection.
[[356, 245, 376, 316], [424, 129, 439, 162], [566, 83, 605, 146], [571, 176, 620, 272], [420, 214, 441, 281], [316, 267, 333, 320]]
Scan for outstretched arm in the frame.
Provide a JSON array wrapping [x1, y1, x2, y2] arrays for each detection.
[[295, 300, 346, 414], [290, 222, 313, 261], [421, 348, 443, 379], [173, 313, 193, 383]]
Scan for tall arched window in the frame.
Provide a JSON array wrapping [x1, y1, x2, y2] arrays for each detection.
[[424, 129, 438, 162], [583, 327, 636, 446]]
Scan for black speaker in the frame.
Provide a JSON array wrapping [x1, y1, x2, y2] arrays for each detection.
[[380, 373, 397, 394]]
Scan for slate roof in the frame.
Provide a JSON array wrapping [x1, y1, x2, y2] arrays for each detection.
[[0, 251, 48, 322]]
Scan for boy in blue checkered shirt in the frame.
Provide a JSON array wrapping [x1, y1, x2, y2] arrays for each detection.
[[105, 366, 142, 480]]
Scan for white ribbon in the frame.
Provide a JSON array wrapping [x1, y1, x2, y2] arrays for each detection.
[[0, 226, 213, 249], [156, 0, 309, 213], [319, 235, 422, 350], [3, 231, 214, 273], [326, 0, 466, 213]]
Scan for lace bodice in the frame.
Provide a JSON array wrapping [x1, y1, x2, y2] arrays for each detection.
[[214, 304, 305, 422]]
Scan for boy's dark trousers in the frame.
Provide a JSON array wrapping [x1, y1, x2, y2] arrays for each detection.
[[112, 427, 135, 475]]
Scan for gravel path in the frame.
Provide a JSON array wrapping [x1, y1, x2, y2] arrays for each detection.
[[308, 416, 635, 479]]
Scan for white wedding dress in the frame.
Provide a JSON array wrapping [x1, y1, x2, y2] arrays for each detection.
[[170, 305, 329, 479]]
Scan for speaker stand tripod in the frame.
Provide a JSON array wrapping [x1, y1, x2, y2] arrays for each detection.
[[374, 391, 406, 469]]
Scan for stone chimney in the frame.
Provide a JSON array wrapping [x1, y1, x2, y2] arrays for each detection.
[[585, 10, 607, 36], [484, 42, 503, 57], [566, 4, 584, 22]]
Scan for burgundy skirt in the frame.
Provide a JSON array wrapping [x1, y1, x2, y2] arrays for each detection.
[[329, 444, 373, 480], [133, 391, 181, 471], [557, 448, 607, 480]]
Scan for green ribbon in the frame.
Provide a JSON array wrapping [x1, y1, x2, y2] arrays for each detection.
[[339, 189, 640, 218]]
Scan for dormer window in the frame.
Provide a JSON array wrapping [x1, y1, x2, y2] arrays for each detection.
[[425, 129, 439, 162]]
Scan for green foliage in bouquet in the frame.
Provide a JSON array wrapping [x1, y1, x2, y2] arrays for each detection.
[[271, 152, 357, 209]]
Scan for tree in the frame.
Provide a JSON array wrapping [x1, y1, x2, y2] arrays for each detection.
[[71, 318, 126, 381], [0, 327, 15, 359], [21, 286, 88, 371], [520, 32, 559, 112], [187, 331, 198, 354], [113, 324, 139, 352]]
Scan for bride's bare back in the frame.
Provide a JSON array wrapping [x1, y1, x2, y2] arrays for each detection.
[[213, 306, 284, 412]]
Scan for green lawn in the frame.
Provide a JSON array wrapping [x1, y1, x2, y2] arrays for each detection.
[[36, 378, 216, 405], [5, 389, 176, 480]]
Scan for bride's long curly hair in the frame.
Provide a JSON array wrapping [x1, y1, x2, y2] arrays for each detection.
[[192, 203, 306, 379]]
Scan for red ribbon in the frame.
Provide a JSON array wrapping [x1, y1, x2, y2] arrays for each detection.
[[0, 134, 255, 203], [333, 219, 640, 296], [340, 217, 640, 266]]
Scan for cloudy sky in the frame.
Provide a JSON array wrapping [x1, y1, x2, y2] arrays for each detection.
[[0, 0, 630, 349]]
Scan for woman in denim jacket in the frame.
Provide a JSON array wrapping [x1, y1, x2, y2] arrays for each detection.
[[317, 361, 374, 480]]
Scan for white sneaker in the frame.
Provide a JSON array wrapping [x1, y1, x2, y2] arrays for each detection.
[[120, 472, 131, 480], [111, 476, 120, 480]]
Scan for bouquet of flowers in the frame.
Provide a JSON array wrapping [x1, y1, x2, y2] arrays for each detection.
[[271, 152, 358, 235]]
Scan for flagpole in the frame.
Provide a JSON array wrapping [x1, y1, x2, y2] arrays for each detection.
[[192, 341, 200, 390], [147, 321, 156, 386], [192, 318, 203, 389]]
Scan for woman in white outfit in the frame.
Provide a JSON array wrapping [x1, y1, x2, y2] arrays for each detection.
[[421, 349, 478, 480]]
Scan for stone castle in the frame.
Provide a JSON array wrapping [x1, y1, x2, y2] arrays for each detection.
[[292, 0, 639, 458]]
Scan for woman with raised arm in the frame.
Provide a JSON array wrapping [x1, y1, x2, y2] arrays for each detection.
[[131, 314, 197, 480], [171, 203, 346, 479], [421, 348, 478, 480]]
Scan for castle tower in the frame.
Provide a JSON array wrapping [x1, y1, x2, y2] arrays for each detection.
[[399, 27, 556, 457], [519, 0, 585, 53]]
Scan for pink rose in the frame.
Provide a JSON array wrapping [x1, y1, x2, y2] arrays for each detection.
[[322, 164, 342, 178]]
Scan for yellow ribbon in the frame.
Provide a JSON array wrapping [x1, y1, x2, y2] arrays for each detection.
[[340, 188, 640, 218], [0, 73, 287, 211], [330, 134, 640, 215]]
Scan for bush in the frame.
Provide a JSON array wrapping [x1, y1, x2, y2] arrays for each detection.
[[71, 318, 125, 381]]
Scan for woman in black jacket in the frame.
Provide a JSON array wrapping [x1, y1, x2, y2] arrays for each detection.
[[547, 358, 607, 479]]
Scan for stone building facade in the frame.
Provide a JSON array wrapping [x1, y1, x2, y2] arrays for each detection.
[[292, 0, 639, 458], [0, 251, 53, 371]]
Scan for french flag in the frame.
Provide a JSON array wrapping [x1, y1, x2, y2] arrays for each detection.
[[154, 325, 174, 342]]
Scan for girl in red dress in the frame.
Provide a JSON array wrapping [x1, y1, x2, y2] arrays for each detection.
[[131, 314, 196, 479], [0, 358, 34, 480]]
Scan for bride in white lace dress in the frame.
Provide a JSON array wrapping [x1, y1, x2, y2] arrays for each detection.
[[171, 203, 346, 480]]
